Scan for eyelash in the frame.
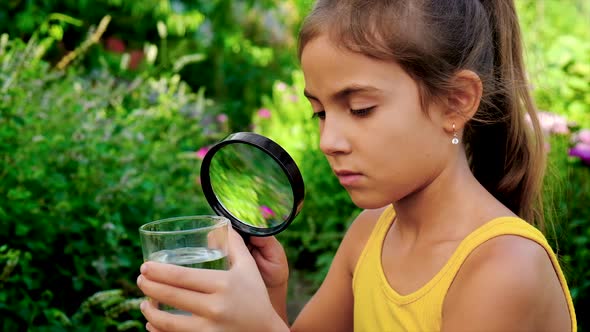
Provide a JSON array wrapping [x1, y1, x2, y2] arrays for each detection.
[[311, 111, 325, 120], [351, 107, 374, 117], [311, 107, 375, 120]]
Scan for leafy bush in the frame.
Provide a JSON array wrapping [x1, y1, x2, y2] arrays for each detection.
[[0, 0, 306, 131], [517, 0, 590, 128], [0, 33, 228, 330], [0, 0, 587, 330], [545, 132, 590, 331]]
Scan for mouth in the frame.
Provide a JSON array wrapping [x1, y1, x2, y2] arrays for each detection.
[[334, 170, 363, 186]]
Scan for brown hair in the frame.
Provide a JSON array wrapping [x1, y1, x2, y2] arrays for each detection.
[[298, 0, 547, 230]]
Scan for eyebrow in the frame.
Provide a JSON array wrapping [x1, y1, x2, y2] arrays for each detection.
[[303, 84, 381, 102]]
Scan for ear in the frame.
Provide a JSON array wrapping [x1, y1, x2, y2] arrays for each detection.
[[441, 70, 483, 133]]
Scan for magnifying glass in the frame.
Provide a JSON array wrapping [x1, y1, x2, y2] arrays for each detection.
[[200, 132, 305, 237]]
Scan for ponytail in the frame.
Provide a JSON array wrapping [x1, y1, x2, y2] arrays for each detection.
[[466, 0, 546, 230]]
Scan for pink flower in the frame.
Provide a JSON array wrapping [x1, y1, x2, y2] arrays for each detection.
[[216, 113, 228, 123], [534, 111, 570, 135], [257, 108, 271, 119], [569, 142, 590, 166], [196, 147, 209, 159], [573, 129, 590, 145], [260, 206, 275, 219], [551, 121, 570, 135]]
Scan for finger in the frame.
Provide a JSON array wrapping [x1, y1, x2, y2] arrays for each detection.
[[206, 225, 227, 251], [249, 236, 285, 261], [227, 227, 254, 265], [140, 262, 226, 293], [138, 276, 222, 319], [145, 322, 161, 332], [140, 300, 209, 332]]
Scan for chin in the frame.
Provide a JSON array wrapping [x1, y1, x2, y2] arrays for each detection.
[[348, 192, 393, 210]]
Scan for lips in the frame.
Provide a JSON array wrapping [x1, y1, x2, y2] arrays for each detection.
[[334, 169, 363, 186], [334, 170, 360, 176]]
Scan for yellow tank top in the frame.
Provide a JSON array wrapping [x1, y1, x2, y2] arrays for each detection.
[[352, 206, 577, 332]]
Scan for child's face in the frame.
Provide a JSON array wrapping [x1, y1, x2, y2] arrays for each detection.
[[301, 35, 453, 208]]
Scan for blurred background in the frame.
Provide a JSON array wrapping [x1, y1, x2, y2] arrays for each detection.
[[0, 0, 588, 330]]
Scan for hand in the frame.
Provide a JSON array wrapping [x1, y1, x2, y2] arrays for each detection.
[[136, 228, 288, 332], [248, 235, 290, 323], [248, 235, 289, 289]]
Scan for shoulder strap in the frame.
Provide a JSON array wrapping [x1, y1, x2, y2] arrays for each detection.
[[352, 205, 395, 282]]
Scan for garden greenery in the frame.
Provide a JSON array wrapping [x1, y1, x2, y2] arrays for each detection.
[[0, 0, 588, 330], [0, 32, 228, 330]]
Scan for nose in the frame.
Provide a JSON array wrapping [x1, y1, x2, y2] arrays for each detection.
[[319, 117, 351, 156]]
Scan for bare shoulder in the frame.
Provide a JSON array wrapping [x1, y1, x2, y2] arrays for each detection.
[[443, 235, 571, 332], [340, 207, 389, 272]]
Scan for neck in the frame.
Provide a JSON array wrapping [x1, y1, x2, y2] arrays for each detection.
[[391, 151, 508, 245]]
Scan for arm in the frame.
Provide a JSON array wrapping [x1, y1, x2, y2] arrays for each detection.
[[266, 283, 289, 324], [291, 208, 385, 332], [442, 235, 571, 332], [248, 235, 290, 323]]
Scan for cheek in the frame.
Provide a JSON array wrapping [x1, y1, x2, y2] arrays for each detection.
[[399, 135, 450, 190], [403, 122, 449, 167], [371, 123, 447, 184]]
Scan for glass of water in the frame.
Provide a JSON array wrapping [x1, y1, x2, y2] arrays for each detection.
[[139, 215, 230, 314]]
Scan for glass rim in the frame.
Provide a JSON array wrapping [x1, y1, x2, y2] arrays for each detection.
[[139, 215, 229, 235]]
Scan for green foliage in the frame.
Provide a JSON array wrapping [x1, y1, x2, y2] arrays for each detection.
[[0, 33, 227, 330], [0, 0, 306, 131], [176, 1, 303, 131], [0, 0, 201, 41], [0, 0, 588, 330], [0, 245, 145, 331], [517, 0, 590, 128], [0, 1, 309, 328], [547, 134, 590, 328]]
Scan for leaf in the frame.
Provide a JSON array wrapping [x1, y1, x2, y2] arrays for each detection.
[[172, 53, 206, 72], [7, 187, 32, 200], [48, 25, 64, 41], [15, 223, 31, 237]]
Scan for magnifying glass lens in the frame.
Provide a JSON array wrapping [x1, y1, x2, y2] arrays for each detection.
[[209, 144, 293, 228]]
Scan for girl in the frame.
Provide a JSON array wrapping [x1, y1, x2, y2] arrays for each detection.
[[136, 0, 577, 331]]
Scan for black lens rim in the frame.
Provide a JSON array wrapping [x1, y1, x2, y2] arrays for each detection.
[[200, 132, 305, 237]]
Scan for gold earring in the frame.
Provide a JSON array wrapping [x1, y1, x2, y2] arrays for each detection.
[[452, 123, 460, 145]]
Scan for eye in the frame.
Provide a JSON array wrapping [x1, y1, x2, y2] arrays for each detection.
[[350, 107, 375, 117], [311, 111, 326, 120]]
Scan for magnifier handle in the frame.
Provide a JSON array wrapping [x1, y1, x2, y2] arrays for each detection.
[[238, 230, 251, 245]]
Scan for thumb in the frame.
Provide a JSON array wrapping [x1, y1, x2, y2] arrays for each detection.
[[249, 235, 277, 249], [249, 235, 285, 262], [227, 228, 253, 266]]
